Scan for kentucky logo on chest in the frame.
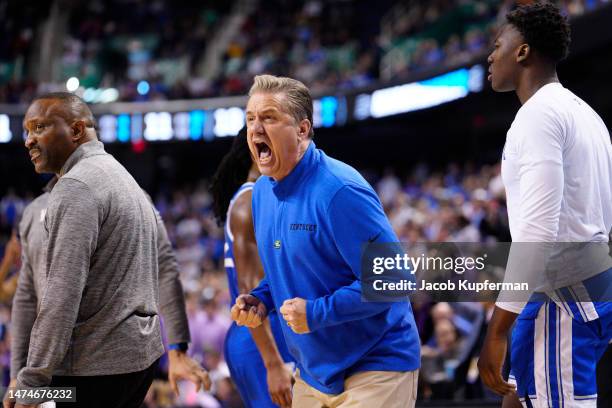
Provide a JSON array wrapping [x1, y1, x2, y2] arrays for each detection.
[[289, 223, 317, 232]]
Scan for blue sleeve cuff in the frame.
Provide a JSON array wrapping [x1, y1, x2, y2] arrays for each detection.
[[252, 292, 275, 314], [251, 280, 275, 314], [168, 342, 188, 352], [306, 299, 323, 332]]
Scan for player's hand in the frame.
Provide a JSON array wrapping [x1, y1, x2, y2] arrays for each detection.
[[167, 349, 211, 395], [280, 298, 310, 334], [478, 333, 516, 396], [231, 294, 266, 328], [14, 404, 35, 408], [266, 362, 293, 408], [2, 378, 16, 408]]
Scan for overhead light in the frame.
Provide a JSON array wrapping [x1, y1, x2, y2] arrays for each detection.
[[66, 77, 80, 92]]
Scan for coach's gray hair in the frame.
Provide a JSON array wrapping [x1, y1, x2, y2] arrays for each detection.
[[248, 75, 314, 138]]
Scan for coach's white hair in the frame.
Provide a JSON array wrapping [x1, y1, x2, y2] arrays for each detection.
[[248, 75, 314, 138]]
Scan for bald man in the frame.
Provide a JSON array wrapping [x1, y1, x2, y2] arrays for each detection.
[[8, 92, 181, 408]]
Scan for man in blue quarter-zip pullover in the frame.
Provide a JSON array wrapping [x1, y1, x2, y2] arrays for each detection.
[[231, 74, 420, 408]]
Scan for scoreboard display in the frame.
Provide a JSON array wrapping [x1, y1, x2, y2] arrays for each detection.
[[0, 65, 484, 144]]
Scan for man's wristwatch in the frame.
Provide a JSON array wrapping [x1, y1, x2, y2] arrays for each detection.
[[168, 342, 189, 352]]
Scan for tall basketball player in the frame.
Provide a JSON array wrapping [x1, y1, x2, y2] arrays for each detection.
[[211, 129, 294, 408], [479, 3, 612, 408]]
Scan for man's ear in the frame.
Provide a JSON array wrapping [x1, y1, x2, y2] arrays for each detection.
[[71, 120, 87, 143], [297, 118, 311, 142], [516, 43, 530, 63]]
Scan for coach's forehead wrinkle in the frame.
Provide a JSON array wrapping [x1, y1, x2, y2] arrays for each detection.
[[23, 101, 52, 128], [247, 93, 286, 113], [27, 99, 71, 123]]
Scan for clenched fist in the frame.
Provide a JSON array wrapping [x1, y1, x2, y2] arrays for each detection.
[[280, 298, 310, 334], [231, 294, 267, 328]]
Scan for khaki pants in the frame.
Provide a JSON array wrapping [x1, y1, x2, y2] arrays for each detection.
[[292, 369, 418, 408]]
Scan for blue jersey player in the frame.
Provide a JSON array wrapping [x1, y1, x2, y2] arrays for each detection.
[[211, 128, 294, 408]]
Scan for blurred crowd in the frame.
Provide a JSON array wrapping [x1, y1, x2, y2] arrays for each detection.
[[376, 0, 606, 81], [1, 0, 609, 103], [0, 0, 230, 104], [0, 162, 510, 406]]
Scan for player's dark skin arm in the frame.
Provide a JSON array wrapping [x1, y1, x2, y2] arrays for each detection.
[[478, 306, 518, 396], [502, 392, 523, 408], [231, 190, 292, 408], [0, 233, 20, 302]]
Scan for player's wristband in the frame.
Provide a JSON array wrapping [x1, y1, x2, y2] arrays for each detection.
[[168, 342, 188, 352]]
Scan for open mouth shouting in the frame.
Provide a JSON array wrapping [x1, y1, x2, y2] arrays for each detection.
[[255, 140, 272, 165]]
